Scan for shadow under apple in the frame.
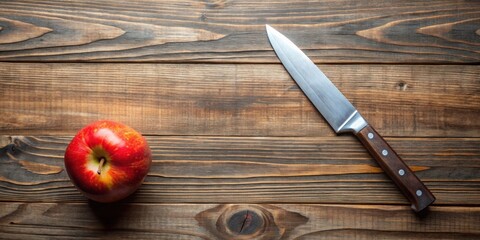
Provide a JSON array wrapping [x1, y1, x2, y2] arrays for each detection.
[[87, 191, 139, 230]]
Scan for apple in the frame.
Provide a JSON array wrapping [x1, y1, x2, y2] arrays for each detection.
[[64, 120, 152, 202]]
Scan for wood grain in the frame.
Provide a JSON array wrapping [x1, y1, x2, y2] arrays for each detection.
[[0, 0, 479, 63], [1, 63, 478, 137], [1, 135, 478, 205], [0, 203, 478, 239], [0, 0, 478, 238]]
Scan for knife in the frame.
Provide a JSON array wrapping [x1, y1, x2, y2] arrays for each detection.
[[266, 25, 435, 212]]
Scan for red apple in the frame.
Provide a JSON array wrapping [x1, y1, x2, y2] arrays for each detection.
[[64, 120, 152, 202]]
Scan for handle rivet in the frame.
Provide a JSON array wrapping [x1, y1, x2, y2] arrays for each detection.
[[398, 169, 405, 176], [382, 149, 388, 156], [416, 190, 423, 197], [368, 133, 374, 139]]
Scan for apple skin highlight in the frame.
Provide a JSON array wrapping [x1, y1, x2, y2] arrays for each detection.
[[64, 120, 152, 203]]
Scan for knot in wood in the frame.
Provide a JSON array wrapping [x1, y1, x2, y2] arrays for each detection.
[[227, 210, 262, 235], [397, 81, 408, 91], [195, 204, 308, 240]]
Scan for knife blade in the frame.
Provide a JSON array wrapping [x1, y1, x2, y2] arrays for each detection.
[[266, 25, 435, 212]]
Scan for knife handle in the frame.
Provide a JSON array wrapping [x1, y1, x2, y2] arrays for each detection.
[[356, 125, 435, 212]]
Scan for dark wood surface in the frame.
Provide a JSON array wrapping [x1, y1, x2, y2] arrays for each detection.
[[1, 0, 479, 239], [0, 0, 479, 63]]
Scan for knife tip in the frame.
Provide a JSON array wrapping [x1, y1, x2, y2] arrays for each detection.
[[265, 24, 274, 35]]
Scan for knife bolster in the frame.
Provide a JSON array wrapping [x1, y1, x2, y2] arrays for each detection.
[[336, 111, 368, 134]]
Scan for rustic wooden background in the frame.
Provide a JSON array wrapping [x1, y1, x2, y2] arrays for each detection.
[[1, 0, 479, 239]]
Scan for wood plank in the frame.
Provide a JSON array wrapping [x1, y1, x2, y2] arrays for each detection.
[[1, 136, 478, 205], [0, 0, 479, 63], [1, 63, 478, 137], [0, 203, 478, 239]]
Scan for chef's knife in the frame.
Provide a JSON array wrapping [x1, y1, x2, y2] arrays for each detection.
[[266, 25, 435, 212]]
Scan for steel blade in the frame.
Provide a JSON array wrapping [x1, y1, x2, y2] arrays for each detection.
[[266, 25, 367, 133]]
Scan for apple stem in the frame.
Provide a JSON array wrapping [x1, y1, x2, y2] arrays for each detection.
[[97, 157, 106, 175]]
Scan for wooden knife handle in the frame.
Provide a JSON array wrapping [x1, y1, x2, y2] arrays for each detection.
[[356, 125, 435, 212]]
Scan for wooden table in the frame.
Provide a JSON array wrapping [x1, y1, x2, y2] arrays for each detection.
[[1, 1, 479, 239]]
